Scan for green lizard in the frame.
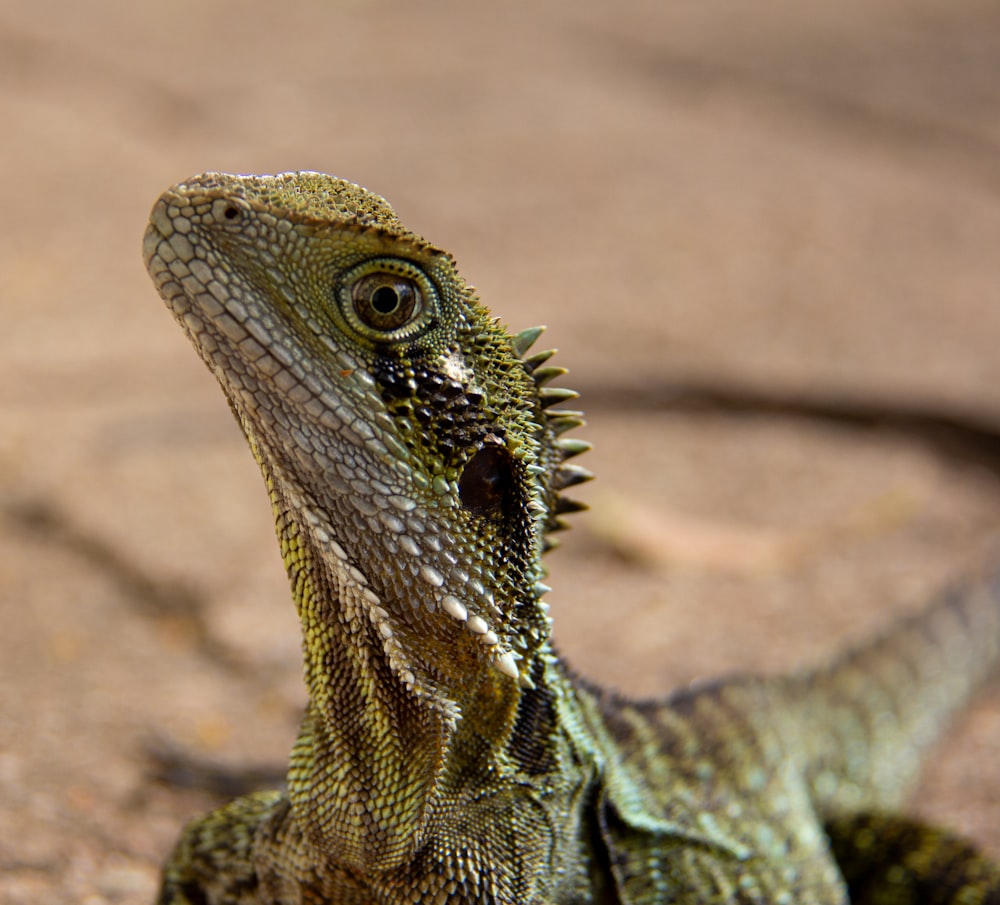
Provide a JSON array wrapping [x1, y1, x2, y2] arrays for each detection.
[[143, 172, 1000, 904]]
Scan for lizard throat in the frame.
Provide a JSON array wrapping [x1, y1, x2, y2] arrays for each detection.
[[277, 501, 536, 874]]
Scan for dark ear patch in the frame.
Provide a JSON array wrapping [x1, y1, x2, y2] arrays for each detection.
[[458, 443, 515, 516]]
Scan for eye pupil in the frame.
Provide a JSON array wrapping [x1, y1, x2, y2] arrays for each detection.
[[371, 285, 400, 315], [224, 206, 240, 220]]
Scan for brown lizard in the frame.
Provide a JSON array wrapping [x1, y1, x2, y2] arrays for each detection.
[[143, 171, 1000, 904]]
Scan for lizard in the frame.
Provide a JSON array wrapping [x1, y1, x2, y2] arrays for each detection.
[[142, 171, 1000, 904]]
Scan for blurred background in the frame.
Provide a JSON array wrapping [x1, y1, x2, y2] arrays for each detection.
[[3, 0, 1000, 901]]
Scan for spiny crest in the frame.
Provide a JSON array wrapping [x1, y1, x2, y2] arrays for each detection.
[[511, 325, 593, 550]]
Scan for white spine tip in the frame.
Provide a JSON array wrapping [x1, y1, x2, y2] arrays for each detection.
[[467, 614, 489, 634], [441, 595, 468, 622], [479, 630, 499, 646], [419, 565, 445, 587], [494, 652, 520, 679]]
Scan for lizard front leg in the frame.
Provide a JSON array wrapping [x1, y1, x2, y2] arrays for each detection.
[[158, 790, 372, 905]]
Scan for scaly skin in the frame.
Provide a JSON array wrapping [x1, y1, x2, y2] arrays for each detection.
[[143, 172, 1000, 904]]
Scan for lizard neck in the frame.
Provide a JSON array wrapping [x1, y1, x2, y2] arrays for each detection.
[[276, 503, 531, 875]]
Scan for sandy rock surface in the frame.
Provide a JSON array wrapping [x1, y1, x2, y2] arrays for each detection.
[[2, 1, 999, 902]]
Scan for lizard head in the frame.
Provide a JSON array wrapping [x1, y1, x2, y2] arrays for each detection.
[[143, 172, 590, 707]]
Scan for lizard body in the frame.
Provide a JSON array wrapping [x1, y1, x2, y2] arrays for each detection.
[[143, 172, 1000, 904]]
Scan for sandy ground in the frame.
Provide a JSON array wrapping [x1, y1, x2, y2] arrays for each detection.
[[2, 0, 1000, 902]]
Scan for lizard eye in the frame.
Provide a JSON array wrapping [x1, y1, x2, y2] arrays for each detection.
[[337, 258, 438, 343], [351, 273, 421, 331]]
